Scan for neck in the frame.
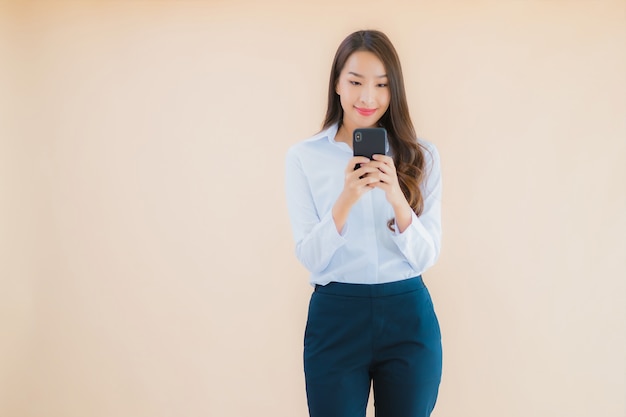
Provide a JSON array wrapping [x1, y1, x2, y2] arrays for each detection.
[[335, 123, 355, 147]]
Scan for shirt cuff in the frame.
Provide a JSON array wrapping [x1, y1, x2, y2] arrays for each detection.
[[393, 210, 418, 236]]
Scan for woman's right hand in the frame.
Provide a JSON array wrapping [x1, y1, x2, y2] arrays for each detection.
[[331, 156, 380, 232]]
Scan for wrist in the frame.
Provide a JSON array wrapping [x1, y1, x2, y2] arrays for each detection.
[[391, 197, 411, 214], [333, 193, 353, 233], [391, 199, 413, 233]]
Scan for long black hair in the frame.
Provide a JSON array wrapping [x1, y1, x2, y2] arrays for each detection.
[[323, 30, 428, 229]]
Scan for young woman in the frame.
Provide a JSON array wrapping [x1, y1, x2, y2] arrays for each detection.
[[285, 30, 443, 417]]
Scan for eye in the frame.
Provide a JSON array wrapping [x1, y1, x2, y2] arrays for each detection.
[[377, 83, 388, 88], [349, 80, 361, 86]]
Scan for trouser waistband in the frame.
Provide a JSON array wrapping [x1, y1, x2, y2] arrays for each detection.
[[314, 276, 424, 298]]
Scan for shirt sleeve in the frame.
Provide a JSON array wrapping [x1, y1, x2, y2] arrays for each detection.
[[285, 147, 347, 273], [390, 142, 442, 273]]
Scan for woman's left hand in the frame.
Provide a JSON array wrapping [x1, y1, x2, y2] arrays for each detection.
[[363, 154, 407, 209], [365, 154, 414, 232]]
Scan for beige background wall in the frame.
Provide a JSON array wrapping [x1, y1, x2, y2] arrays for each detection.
[[1, 1, 625, 416]]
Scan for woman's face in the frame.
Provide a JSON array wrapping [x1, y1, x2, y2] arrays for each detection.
[[336, 51, 391, 131]]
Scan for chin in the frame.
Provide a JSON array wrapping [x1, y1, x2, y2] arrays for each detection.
[[363, 118, 382, 128], [356, 116, 382, 127]]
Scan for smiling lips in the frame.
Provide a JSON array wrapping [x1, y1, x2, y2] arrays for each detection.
[[355, 107, 377, 117]]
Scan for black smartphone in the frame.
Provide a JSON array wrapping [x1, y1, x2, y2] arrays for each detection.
[[353, 127, 388, 169]]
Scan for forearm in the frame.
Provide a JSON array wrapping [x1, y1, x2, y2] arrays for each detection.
[[294, 210, 347, 273], [391, 199, 413, 233], [332, 193, 354, 233], [391, 209, 441, 272]]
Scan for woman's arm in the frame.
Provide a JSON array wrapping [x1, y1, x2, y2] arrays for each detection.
[[390, 143, 443, 271], [285, 147, 345, 273], [285, 147, 377, 273]]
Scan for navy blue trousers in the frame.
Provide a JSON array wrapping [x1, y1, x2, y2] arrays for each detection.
[[304, 276, 442, 417]]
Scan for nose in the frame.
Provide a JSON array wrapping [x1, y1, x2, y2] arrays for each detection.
[[360, 85, 375, 105]]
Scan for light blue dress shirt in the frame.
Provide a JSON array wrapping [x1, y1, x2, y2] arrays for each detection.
[[285, 123, 442, 286]]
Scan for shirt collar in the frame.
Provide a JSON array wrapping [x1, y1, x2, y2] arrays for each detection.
[[324, 123, 352, 153]]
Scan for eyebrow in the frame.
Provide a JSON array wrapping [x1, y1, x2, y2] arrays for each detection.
[[347, 71, 388, 79]]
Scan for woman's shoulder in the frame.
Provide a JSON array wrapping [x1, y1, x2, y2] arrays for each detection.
[[417, 137, 438, 153], [416, 138, 441, 171], [417, 137, 439, 156], [287, 124, 339, 158]]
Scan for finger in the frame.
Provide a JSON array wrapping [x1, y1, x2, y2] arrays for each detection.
[[346, 156, 371, 173], [363, 160, 389, 172], [371, 154, 394, 165], [372, 154, 395, 168], [376, 172, 394, 184], [364, 162, 395, 179], [365, 168, 396, 187], [370, 180, 388, 190], [359, 174, 380, 187], [371, 171, 397, 187], [350, 165, 381, 180], [371, 155, 396, 174], [359, 170, 385, 185]]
